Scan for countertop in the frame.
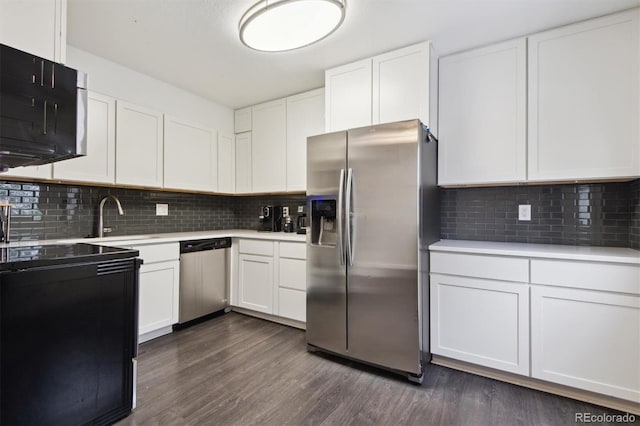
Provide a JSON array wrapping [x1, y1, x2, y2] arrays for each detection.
[[1, 229, 307, 249], [428, 239, 640, 265]]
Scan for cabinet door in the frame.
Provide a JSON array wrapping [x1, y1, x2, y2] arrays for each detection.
[[531, 286, 640, 402], [218, 133, 235, 193], [53, 91, 116, 184], [235, 132, 252, 193], [278, 288, 306, 322], [237, 254, 273, 314], [138, 260, 180, 337], [115, 101, 163, 187], [528, 10, 640, 181], [372, 41, 430, 125], [0, 0, 66, 63], [430, 273, 530, 375], [164, 116, 217, 192], [234, 107, 252, 133], [251, 99, 286, 192], [325, 58, 372, 132], [438, 38, 526, 185], [286, 88, 324, 191]]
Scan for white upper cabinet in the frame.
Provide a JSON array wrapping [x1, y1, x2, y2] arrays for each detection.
[[2, 164, 52, 180], [372, 41, 430, 125], [115, 101, 164, 187], [218, 133, 235, 193], [235, 132, 252, 194], [439, 38, 527, 185], [0, 0, 66, 63], [325, 58, 372, 132], [53, 91, 116, 184], [251, 99, 287, 192], [163, 116, 217, 192], [528, 9, 640, 181], [234, 107, 252, 133], [286, 88, 324, 191]]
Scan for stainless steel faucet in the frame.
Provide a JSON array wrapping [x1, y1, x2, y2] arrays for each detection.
[[98, 195, 124, 238]]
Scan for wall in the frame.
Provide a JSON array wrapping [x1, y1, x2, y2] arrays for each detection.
[[440, 180, 640, 248], [66, 46, 234, 135], [1, 180, 306, 242]]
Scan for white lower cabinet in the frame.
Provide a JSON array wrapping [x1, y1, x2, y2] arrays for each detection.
[[237, 253, 274, 314], [531, 285, 640, 402], [430, 273, 530, 375], [232, 239, 307, 324]]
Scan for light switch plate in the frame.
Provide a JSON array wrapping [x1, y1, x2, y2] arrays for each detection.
[[297, 205, 304, 213], [156, 204, 169, 216], [518, 204, 531, 221]]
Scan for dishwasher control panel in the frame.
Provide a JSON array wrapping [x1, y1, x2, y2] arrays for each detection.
[[179, 237, 231, 254]]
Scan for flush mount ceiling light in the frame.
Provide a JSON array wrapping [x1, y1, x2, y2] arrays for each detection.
[[239, 0, 346, 52]]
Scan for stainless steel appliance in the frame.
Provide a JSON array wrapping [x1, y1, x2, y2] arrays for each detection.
[[258, 205, 283, 232], [0, 244, 140, 425], [306, 119, 439, 383], [177, 238, 231, 325], [0, 44, 87, 172]]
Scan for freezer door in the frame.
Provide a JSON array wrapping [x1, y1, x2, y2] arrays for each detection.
[[306, 131, 348, 355], [346, 120, 422, 375]]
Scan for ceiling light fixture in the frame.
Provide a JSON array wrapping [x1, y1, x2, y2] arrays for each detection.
[[239, 0, 346, 52]]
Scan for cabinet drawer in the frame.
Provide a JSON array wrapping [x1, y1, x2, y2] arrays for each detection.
[[278, 288, 306, 322], [430, 252, 529, 283], [238, 239, 274, 256], [531, 259, 640, 295], [130, 243, 179, 264], [279, 242, 306, 260], [279, 258, 306, 291]]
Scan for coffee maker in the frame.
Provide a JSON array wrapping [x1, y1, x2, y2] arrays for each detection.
[[258, 205, 283, 232]]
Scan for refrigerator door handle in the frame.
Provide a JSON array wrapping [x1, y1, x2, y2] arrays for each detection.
[[345, 167, 354, 266], [337, 168, 346, 265]]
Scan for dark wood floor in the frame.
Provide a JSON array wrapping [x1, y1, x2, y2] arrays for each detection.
[[118, 313, 633, 426]]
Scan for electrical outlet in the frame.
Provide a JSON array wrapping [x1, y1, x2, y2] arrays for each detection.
[[156, 204, 169, 216], [297, 205, 304, 213], [518, 204, 531, 221], [282, 207, 289, 217]]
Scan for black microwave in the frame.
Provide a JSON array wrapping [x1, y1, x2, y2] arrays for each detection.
[[0, 44, 87, 172]]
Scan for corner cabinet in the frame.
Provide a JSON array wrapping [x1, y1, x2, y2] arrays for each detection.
[[235, 132, 252, 194], [251, 99, 287, 192], [438, 38, 526, 185], [53, 91, 117, 184], [164, 116, 218, 192], [217, 133, 235, 193], [325, 41, 434, 132], [115, 101, 164, 188], [528, 9, 640, 181], [236, 240, 275, 314]]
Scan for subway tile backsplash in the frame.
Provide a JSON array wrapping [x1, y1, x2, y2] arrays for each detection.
[[0, 180, 306, 242], [2, 178, 639, 249], [441, 179, 640, 248]]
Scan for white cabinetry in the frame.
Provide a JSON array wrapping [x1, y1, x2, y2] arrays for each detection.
[[251, 99, 287, 192], [325, 41, 433, 132], [115, 101, 164, 187], [234, 107, 252, 133], [164, 116, 217, 192], [528, 10, 640, 181], [0, 0, 67, 63], [128, 242, 180, 343], [235, 132, 252, 194], [430, 252, 530, 375], [438, 39, 526, 185], [53, 91, 116, 184], [3, 164, 52, 180], [286, 89, 324, 191], [217, 133, 235, 193], [325, 59, 372, 132], [237, 240, 275, 314], [277, 242, 307, 322]]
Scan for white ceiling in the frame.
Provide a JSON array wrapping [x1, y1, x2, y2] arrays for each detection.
[[68, 0, 640, 109]]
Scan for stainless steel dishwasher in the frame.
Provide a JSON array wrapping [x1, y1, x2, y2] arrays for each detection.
[[177, 237, 231, 326]]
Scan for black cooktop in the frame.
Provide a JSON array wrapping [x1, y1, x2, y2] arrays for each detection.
[[0, 243, 139, 271]]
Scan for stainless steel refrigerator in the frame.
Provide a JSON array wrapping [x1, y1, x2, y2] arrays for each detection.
[[306, 119, 439, 383]]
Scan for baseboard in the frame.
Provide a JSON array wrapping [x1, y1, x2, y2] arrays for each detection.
[[431, 355, 640, 416], [231, 306, 306, 330], [138, 326, 172, 344]]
